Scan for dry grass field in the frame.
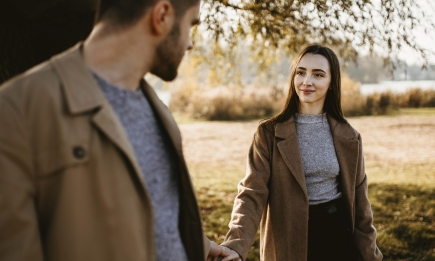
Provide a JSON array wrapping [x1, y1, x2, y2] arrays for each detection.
[[178, 109, 435, 260], [180, 109, 435, 188]]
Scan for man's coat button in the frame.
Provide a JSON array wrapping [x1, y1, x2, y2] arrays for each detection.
[[73, 146, 86, 159]]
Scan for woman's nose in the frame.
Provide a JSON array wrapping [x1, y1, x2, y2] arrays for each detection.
[[303, 75, 312, 85]]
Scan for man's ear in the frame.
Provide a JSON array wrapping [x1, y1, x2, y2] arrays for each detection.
[[150, 1, 175, 36]]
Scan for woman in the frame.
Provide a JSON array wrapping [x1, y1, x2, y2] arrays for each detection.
[[220, 44, 383, 261]]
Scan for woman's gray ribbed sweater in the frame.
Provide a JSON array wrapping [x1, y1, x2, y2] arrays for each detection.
[[295, 113, 342, 205]]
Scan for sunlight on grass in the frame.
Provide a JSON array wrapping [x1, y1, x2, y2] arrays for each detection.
[[188, 163, 261, 260], [172, 112, 207, 124], [367, 162, 435, 187], [398, 107, 435, 115], [188, 163, 244, 192]]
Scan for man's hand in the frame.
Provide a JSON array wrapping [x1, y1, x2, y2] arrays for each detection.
[[206, 241, 241, 261], [218, 246, 242, 261]]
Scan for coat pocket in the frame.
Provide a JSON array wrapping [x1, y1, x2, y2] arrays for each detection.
[[35, 142, 90, 177]]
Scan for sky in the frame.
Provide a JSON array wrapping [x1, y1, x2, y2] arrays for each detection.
[[400, 29, 435, 65], [357, 0, 435, 65]]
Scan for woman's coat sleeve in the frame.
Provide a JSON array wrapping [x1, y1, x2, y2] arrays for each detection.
[[354, 134, 383, 261], [221, 124, 273, 260]]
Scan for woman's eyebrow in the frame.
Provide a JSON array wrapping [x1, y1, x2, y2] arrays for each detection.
[[312, 69, 326, 73], [297, 67, 326, 73]]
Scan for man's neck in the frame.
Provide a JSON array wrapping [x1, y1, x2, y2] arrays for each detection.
[[83, 23, 154, 91]]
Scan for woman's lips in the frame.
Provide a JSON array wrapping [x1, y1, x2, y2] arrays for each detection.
[[301, 89, 315, 94]]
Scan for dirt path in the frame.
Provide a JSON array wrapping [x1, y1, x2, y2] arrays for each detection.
[[179, 115, 435, 184], [180, 121, 258, 167]]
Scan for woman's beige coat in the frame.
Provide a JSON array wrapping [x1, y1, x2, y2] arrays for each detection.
[[222, 116, 382, 260]]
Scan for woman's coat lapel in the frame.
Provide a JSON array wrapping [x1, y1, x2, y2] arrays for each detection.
[[329, 116, 359, 224], [275, 117, 308, 199]]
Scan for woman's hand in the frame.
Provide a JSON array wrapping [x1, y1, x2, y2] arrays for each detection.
[[218, 246, 242, 261], [206, 241, 231, 261], [206, 241, 241, 261]]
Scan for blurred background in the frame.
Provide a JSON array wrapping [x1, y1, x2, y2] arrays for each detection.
[[1, 0, 435, 260], [162, 0, 435, 121]]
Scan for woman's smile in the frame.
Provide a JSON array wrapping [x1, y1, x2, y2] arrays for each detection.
[[300, 89, 315, 94], [294, 53, 331, 114]]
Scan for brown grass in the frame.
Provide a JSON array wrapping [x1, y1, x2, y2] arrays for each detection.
[[170, 85, 283, 121], [170, 73, 366, 120]]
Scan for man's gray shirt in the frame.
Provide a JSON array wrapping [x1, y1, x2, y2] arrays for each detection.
[[93, 72, 187, 261]]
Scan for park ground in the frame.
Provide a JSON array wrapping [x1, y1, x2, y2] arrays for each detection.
[[178, 108, 435, 261]]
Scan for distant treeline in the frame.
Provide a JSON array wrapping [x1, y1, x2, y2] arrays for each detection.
[[345, 56, 435, 84]]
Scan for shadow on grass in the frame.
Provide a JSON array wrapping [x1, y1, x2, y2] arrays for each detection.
[[370, 183, 435, 261], [198, 183, 435, 261]]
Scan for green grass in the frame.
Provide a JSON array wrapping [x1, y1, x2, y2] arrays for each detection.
[[367, 162, 435, 187], [371, 184, 435, 260], [172, 112, 207, 124], [347, 107, 435, 118], [397, 108, 435, 116], [191, 164, 435, 260], [189, 162, 260, 259]]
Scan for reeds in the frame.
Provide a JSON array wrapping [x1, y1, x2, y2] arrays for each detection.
[[360, 88, 435, 115], [169, 83, 285, 121], [169, 74, 435, 120]]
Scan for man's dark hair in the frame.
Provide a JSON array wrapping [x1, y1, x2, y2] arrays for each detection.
[[95, 0, 199, 27]]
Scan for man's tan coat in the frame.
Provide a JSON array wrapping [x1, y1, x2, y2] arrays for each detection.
[[0, 44, 209, 261], [222, 116, 383, 260]]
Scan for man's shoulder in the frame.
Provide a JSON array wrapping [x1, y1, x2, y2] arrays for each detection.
[[0, 43, 84, 104], [0, 59, 60, 103]]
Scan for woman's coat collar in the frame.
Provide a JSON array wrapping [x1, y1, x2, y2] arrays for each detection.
[[274, 114, 359, 141]]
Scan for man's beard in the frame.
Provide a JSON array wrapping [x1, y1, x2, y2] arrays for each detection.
[[151, 24, 184, 81]]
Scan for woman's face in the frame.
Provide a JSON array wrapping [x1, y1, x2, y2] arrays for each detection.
[[294, 53, 331, 114]]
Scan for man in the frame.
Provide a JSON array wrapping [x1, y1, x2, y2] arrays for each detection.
[[0, 0, 238, 260]]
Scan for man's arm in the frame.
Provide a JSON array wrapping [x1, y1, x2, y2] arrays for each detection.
[[0, 98, 44, 260]]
